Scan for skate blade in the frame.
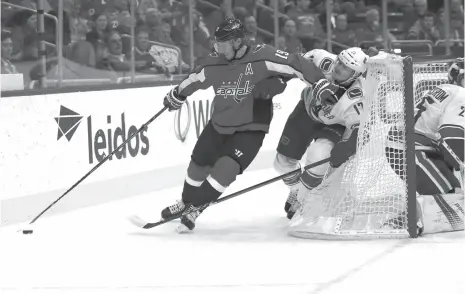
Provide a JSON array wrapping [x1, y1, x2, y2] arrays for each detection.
[[176, 223, 192, 234]]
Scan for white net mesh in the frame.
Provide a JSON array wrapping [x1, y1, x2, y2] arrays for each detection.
[[288, 54, 450, 239]]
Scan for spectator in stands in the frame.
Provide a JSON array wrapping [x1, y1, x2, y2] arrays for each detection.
[[156, 0, 178, 22], [312, 0, 340, 31], [450, 0, 465, 38], [87, 13, 110, 66], [1, 32, 19, 74], [66, 22, 96, 67], [144, 8, 176, 45], [66, 0, 91, 44], [244, 15, 264, 44], [254, 0, 288, 41], [130, 26, 170, 75], [436, 8, 464, 41], [451, 0, 464, 23], [170, 0, 211, 66], [47, 0, 72, 46], [19, 14, 39, 61], [332, 13, 357, 47], [355, 8, 396, 48], [287, 0, 326, 49], [80, 0, 111, 21], [407, 11, 440, 42], [137, 0, 159, 23], [276, 19, 305, 53], [106, 7, 121, 31], [403, 0, 429, 35], [112, 0, 131, 14], [97, 30, 132, 72]]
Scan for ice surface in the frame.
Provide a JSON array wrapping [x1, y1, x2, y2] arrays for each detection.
[[0, 169, 464, 294]]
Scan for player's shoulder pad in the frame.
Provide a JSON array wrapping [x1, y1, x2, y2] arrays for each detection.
[[193, 51, 227, 73], [304, 49, 337, 72], [250, 44, 292, 63], [435, 83, 465, 101], [424, 84, 459, 104], [250, 43, 269, 55]]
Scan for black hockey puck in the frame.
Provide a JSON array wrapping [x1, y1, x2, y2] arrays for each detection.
[[22, 230, 33, 234]]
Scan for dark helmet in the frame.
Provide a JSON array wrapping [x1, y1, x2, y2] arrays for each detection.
[[448, 57, 464, 87], [214, 18, 245, 42]]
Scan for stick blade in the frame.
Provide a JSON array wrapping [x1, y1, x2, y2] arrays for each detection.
[[127, 215, 151, 229]]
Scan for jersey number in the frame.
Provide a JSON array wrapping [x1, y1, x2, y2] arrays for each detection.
[[275, 50, 289, 59], [353, 102, 363, 115], [319, 57, 333, 72], [347, 88, 363, 100], [459, 106, 464, 117]]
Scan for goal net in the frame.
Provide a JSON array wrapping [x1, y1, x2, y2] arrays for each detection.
[[288, 53, 450, 240]]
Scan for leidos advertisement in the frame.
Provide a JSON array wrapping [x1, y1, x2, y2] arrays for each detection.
[[0, 81, 305, 200], [55, 105, 150, 164]]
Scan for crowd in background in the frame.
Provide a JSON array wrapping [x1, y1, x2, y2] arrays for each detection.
[[1, 0, 464, 90]]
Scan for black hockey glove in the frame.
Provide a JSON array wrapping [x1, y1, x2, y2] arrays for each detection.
[[163, 86, 186, 112], [313, 79, 346, 106], [252, 76, 288, 99], [330, 124, 359, 168]]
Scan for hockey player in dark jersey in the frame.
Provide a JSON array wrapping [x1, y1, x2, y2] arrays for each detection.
[[160, 18, 346, 232]]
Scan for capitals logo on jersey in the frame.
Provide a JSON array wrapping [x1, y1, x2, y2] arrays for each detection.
[[215, 63, 255, 103]]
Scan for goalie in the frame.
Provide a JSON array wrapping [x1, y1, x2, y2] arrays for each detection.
[[409, 59, 464, 195], [335, 57, 465, 235]]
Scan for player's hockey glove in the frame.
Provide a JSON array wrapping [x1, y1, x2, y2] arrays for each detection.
[[313, 79, 347, 106], [252, 76, 288, 99], [330, 124, 359, 167], [163, 86, 186, 112]]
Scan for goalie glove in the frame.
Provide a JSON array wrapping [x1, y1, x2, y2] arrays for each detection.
[[313, 79, 346, 106], [330, 124, 359, 168], [252, 76, 288, 99], [163, 86, 186, 112]]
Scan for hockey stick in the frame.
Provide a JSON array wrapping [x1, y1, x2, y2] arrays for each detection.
[[24, 107, 168, 229], [128, 157, 331, 229]]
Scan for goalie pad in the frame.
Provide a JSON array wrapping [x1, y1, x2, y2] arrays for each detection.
[[418, 193, 464, 235]]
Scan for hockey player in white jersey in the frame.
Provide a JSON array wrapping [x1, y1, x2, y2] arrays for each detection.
[[391, 58, 464, 234], [272, 47, 370, 219], [333, 57, 464, 235], [383, 58, 464, 196]]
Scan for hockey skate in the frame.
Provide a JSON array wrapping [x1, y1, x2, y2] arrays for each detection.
[[284, 187, 299, 214], [161, 200, 187, 219], [177, 204, 209, 232]]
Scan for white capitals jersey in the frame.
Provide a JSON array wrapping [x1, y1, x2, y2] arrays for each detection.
[[415, 84, 465, 146], [301, 49, 364, 127]]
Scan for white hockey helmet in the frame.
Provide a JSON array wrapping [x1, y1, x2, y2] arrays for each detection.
[[336, 47, 369, 84]]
